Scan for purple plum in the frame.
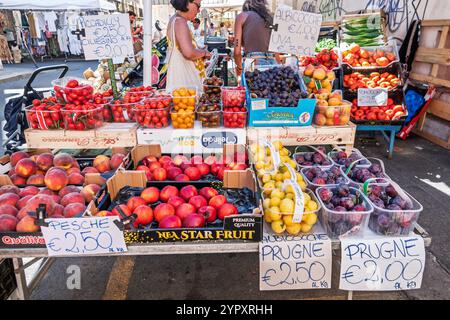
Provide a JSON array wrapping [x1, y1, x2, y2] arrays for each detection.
[[333, 206, 347, 212], [305, 171, 315, 181], [295, 155, 305, 164], [385, 185, 398, 198], [331, 195, 341, 207], [313, 153, 324, 164], [322, 160, 332, 166], [390, 196, 408, 209], [337, 184, 350, 197], [313, 177, 327, 185], [330, 166, 341, 176], [377, 214, 390, 227], [336, 176, 347, 184], [340, 197, 355, 210], [318, 188, 333, 203], [387, 204, 402, 210], [369, 164, 382, 174], [325, 203, 335, 210], [304, 153, 313, 162], [347, 213, 363, 226], [371, 198, 385, 209], [354, 204, 366, 211], [337, 151, 347, 159], [370, 185, 383, 197]]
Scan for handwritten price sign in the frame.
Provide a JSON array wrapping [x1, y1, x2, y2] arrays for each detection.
[[41, 217, 127, 256], [358, 88, 388, 106], [339, 237, 425, 291], [259, 233, 332, 290]]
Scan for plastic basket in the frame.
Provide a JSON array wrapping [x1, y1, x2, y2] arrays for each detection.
[[341, 157, 392, 190], [300, 165, 352, 191], [51, 77, 93, 104], [196, 104, 222, 128], [293, 145, 333, 169], [328, 147, 372, 168]]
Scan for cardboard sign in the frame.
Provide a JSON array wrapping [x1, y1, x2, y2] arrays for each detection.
[[41, 217, 127, 256], [339, 237, 425, 291], [357, 88, 388, 106], [260, 232, 332, 290], [269, 7, 322, 56], [79, 14, 134, 62]]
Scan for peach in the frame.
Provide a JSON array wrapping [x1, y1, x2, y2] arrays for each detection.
[[80, 184, 101, 203], [24, 194, 56, 215], [16, 215, 40, 232], [189, 195, 207, 210], [16, 208, 28, 220], [159, 215, 181, 228], [313, 67, 326, 80], [0, 204, 18, 217], [39, 188, 55, 196], [199, 187, 219, 201], [196, 163, 210, 176], [15, 158, 37, 178], [19, 186, 40, 197], [110, 153, 126, 170], [35, 153, 54, 171], [153, 167, 167, 181], [175, 174, 190, 181], [63, 203, 86, 218], [93, 155, 111, 173], [7, 167, 15, 177], [0, 185, 20, 195], [148, 161, 162, 172], [173, 155, 188, 166], [167, 167, 182, 180], [167, 196, 185, 209], [132, 205, 154, 228], [0, 193, 20, 207], [95, 210, 115, 217], [126, 196, 147, 212], [66, 167, 81, 175], [204, 155, 217, 166], [59, 186, 81, 198], [26, 174, 45, 185], [51, 195, 61, 204], [315, 113, 327, 126], [175, 203, 196, 221], [140, 187, 160, 204], [0, 214, 18, 231], [44, 167, 69, 191], [304, 64, 315, 77], [53, 153, 74, 170], [17, 195, 33, 210], [154, 203, 175, 222], [61, 192, 85, 207], [159, 185, 179, 202], [81, 167, 99, 175], [112, 204, 132, 218], [180, 185, 198, 201], [51, 204, 64, 217], [10, 151, 29, 167], [190, 155, 203, 165], [68, 172, 85, 185], [142, 155, 158, 167]]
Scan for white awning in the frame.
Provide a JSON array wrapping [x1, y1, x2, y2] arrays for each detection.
[[0, 0, 116, 10]]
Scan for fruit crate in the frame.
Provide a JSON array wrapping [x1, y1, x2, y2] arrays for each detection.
[[0, 259, 17, 300], [341, 43, 400, 70]]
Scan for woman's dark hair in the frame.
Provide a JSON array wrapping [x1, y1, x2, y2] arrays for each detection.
[[193, 18, 201, 24], [155, 20, 162, 31], [128, 11, 136, 17], [242, 0, 273, 27], [170, 0, 194, 12], [220, 22, 225, 27]]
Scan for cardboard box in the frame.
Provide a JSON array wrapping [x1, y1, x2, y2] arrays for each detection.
[[136, 122, 247, 153], [92, 169, 262, 243], [24, 123, 138, 149]]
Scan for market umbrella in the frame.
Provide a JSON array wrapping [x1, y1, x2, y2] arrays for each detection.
[[0, 0, 116, 10]]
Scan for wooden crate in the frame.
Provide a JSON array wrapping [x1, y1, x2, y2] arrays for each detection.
[[24, 123, 138, 149], [410, 19, 450, 149], [246, 122, 356, 154]]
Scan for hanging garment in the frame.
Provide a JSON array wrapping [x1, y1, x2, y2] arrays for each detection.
[[0, 35, 13, 62], [12, 11, 22, 27], [27, 13, 38, 38], [57, 28, 69, 53], [35, 12, 46, 37], [44, 11, 58, 32]]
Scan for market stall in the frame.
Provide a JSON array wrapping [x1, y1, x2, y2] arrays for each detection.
[[0, 5, 439, 300]]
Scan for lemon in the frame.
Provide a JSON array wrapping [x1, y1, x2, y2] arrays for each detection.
[[271, 220, 286, 234], [269, 210, 282, 221], [271, 188, 285, 199], [275, 181, 283, 189], [285, 184, 294, 194], [286, 223, 302, 235], [270, 196, 281, 207], [304, 213, 318, 226], [300, 222, 313, 233], [306, 200, 318, 212], [280, 198, 295, 213], [263, 198, 271, 209]]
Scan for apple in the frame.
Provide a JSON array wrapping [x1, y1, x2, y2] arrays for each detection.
[[167, 196, 185, 209], [199, 187, 219, 200], [160, 185, 179, 202], [209, 195, 227, 209], [142, 155, 158, 167], [189, 195, 207, 210], [198, 206, 217, 222], [173, 155, 188, 166], [196, 163, 210, 176], [218, 203, 238, 220], [154, 203, 175, 222], [167, 167, 182, 180], [182, 213, 205, 228], [175, 203, 196, 221], [180, 185, 198, 201], [141, 187, 160, 204], [159, 215, 182, 228], [184, 166, 201, 181], [153, 167, 167, 181]]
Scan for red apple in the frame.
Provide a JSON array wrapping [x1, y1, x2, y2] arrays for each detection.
[[142, 155, 158, 167], [158, 155, 172, 165], [210, 164, 223, 175], [218, 203, 238, 220], [126, 196, 147, 212], [196, 163, 210, 176], [189, 195, 207, 210], [204, 155, 217, 166], [173, 155, 188, 166], [180, 161, 193, 171], [182, 213, 205, 228], [198, 206, 217, 222], [159, 215, 182, 229], [190, 155, 203, 165], [175, 203, 196, 221], [209, 195, 227, 209], [148, 161, 162, 172], [159, 185, 179, 202], [153, 167, 167, 181], [141, 187, 160, 204], [167, 167, 182, 180], [199, 187, 219, 200], [167, 196, 185, 209], [132, 205, 154, 228], [175, 174, 190, 181], [184, 167, 201, 181], [180, 185, 198, 201], [154, 203, 175, 222]]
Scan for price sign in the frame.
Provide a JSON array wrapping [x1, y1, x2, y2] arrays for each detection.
[[339, 237, 425, 291], [357, 88, 388, 106], [285, 163, 297, 183], [282, 180, 304, 223], [260, 233, 332, 290], [269, 7, 322, 56], [78, 14, 134, 62], [41, 217, 128, 256]]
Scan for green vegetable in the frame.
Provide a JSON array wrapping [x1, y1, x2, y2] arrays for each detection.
[[315, 38, 336, 52]]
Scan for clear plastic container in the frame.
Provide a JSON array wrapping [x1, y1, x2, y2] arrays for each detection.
[[328, 148, 371, 168], [366, 181, 423, 236], [313, 101, 352, 126], [108, 100, 142, 122], [196, 104, 222, 127], [221, 86, 246, 108], [202, 82, 223, 100], [223, 107, 247, 128], [25, 105, 64, 130], [293, 150, 333, 169], [52, 77, 94, 104], [170, 108, 195, 129], [132, 105, 170, 128], [340, 161, 392, 190], [171, 86, 198, 112], [61, 105, 104, 130], [300, 166, 351, 191], [316, 186, 374, 238], [92, 96, 114, 122]]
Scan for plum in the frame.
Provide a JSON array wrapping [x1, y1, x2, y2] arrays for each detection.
[[386, 223, 400, 235], [318, 188, 333, 203], [330, 166, 341, 176], [370, 185, 383, 197], [390, 196, 407, 209], [331, 195, 341, 207], [334, 206, 347, 212], [303, 161, 313, 166], [347, 213, 363, 226], [353, 204, 366, 211], [377, 214, 390, 227], [304, 153, 313, 162], [313, 177, 327, 185], [368, 194, 379, 202], [387, 204, 402, 210], [337, 184, 350, 197], [295, 155, 305, 164], [385, 185, 398, 198], [305, 171, 315, 181], [335, 176, 347, 184], [349, 194, 357, 205], [313, 153, 324, 164], [371, 198, 385, 209], [331, 221, 351, 236], [337, 151, 347, 159], [369, 164, 382, 174], [339, 197, 355, 210], [322, 160, 332, 166], [325, 203, 335, 210]]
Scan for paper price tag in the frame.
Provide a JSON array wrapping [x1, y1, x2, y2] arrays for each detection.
[[258, 139, 281, 174], [339, 237, 425, 291], [285, 163, 298, 183], [283, 180, 304, 223], [358, 88, 388, 106], [251, 99, 268, 110], [41, 217, 128, 256]]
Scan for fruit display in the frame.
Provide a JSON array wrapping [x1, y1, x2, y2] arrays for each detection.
[[316, 184, 373, 238], [132, 92, 172, 128], [300, 166, 350, 191], [344, 71, 401, 91], [124, 85, 155, 99], [328, 149, 371, 169], [341, 15, 384, 47], [172, 87, 197, 112], [26, 97, 64, 130], [0, 183, 102, 232], [257, 164, 307, 196], [350, 98, 406, 121], [246, 66, 308, 107], [313, 91, 351, 126], [223, 106, 247, 128], [108, 91, 143, 122], [6, 151, 126, 187], [366, 182, 422, 236], [61, 103, 104, 130], [299, 49, 339, 70], [342, 44, 396, 67], [221, 86, 246, 108], [343, 162, 390, 188], [52, 78, 94, 105], [196, 103, 221, 128], [262, 186, 320, 235], [135, 152, 248, 182], [293, 147, 333, 169], [202, 76, 223, 104], [106, 184, 255, 229], [303, 65, 335, 94]]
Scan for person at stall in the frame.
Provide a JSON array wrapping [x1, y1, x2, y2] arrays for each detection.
[[220, 22, 229, 39], [128, 11, 143, 42], [233, 0, 276, 77], [207, 22, 216, 36], [166, 0, 211, 92]]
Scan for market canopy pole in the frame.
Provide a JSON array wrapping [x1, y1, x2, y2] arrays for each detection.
[[143, 0, 152, 86]]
